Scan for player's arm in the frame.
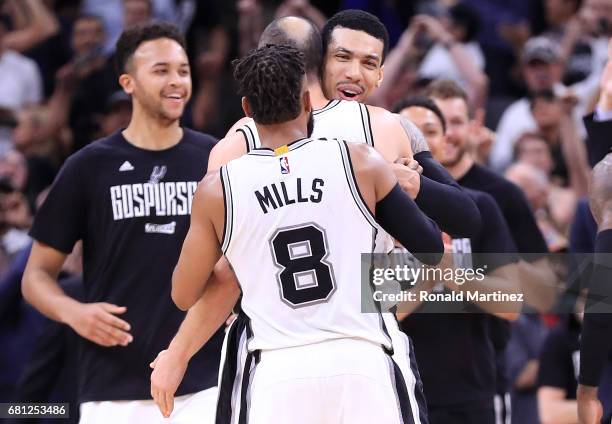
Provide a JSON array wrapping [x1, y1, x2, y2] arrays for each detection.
[[22, 242, 132, 347], [369, 105, 481, 238], [151, 257, 240, 418], [207, 132, 248, 173], [171, 172, 225, 311], [577, 154, 612, 424], [347, 142, 443, 265]]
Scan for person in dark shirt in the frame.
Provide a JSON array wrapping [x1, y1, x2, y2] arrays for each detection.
[[397, 96, 521, 424], [537, 314, 582, 423], [21, 23, 223, 423], [577, 39, 612, 424], [423, 79, 556, 314]]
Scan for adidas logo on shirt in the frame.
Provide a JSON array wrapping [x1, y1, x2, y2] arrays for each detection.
[[119, 161, 135, 172]]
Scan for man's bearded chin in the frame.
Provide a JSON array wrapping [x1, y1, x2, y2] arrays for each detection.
[[307, 111, 315, 138]]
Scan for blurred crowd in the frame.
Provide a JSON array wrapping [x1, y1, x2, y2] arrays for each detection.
[[1, 0, 611, 423]]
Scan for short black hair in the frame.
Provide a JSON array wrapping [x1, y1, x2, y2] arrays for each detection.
[[233, 45, 306, 125], [115, 22, 186, 74], [259, 17, 322, 76], [322, 9, 389, 63], [393, 96, 447, 133], [449, 3, 481, 42]]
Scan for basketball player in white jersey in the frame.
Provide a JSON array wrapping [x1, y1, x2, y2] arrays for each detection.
[[171, 44, 442, 424], [149, 17, 469, 423]]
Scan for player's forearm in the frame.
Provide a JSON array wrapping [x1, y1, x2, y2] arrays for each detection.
[[21, 267, 80, 324], [414, 153, 481, 238], [168, 273, 240, 362], [376, 184, 443, 265], [445, 264, 522, 318]]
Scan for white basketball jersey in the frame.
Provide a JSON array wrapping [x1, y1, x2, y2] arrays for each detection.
[[238, 99, 374, 150], [221, 138, 391, 352], [238, 99, 394, 253]]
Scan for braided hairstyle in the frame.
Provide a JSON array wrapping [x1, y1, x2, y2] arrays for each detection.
[[233, 44, 306, 125]]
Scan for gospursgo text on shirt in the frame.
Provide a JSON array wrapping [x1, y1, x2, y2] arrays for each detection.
[[255, 177, 324, 214], [110, 181, 198, 220]]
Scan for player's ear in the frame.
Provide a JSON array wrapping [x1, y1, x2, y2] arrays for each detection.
[[241, 97, 253, 118], [376, 65, 384, 88], [119, 73, 134, 94], [303, 90, 312, 113]]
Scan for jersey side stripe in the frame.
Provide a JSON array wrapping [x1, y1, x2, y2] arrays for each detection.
[[364, 103, 374, 147], [245, 123, 260, 150], [220, 166, 234, 254], [338, 140, 378, 228], [358, 103, 374, 147], [237, 128, 252, 153]]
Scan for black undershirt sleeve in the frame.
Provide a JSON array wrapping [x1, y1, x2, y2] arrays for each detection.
[[375, 183, 443, 265], [414, 151, 481, 239], [579, 229, 612, 386]]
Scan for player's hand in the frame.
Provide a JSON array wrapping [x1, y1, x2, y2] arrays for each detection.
[[150, 349, 188, 418], [577, 384, 603, 424], [65, 302, 132, 347], [392, 158, 422, 199]]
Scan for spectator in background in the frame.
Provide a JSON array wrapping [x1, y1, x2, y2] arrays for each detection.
[[62, 14, 117, 151], [123, 0, 154, 29], [543, 0, 608, 89], [531, 90, 590, 195], [82, 0, 180, 54], [506, 313, 549, 424], [505, 162, 572, 253], [0, 15, 44, 151], [369, 3, 488, 111], [0, 0, 59, 53], [490, 36, 600, 172]]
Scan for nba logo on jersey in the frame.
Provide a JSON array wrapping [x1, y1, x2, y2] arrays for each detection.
[[280, 156, 290, 174]]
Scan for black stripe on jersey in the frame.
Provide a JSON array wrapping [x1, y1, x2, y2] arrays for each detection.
[[237, 127, 253, 153], [238, 317, 259, 424], [216, 314, 248, 424], [220, 166, 234, 254], [386, 354, 417, 424], [338, 140, 378, 228], [364, 104, 374, 147], [406, 334, 428, 424], [313, 99, 341, 115], [245, 123, 260, 150], [358, 103, 374, 147]]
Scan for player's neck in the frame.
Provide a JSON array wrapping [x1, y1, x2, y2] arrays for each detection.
[[256, 119, 309, 151], [122, 106, 183, 150], [307, 80, 329, 110], [445, 153, 474, 180]]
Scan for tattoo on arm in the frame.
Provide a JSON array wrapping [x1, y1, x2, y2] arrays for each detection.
[[399, 115, 429, 154]]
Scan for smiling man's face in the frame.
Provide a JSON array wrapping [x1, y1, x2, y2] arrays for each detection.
[[322, 27, 384, 103]]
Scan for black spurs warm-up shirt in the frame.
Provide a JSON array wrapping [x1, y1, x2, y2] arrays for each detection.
[[401, 188, 518, 410], [30, 129, 224, 403]]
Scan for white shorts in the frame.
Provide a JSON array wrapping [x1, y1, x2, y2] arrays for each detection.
[[217, 313, 427, 424], [79, 387, 218, 424], [247, 338, 403, 424]]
